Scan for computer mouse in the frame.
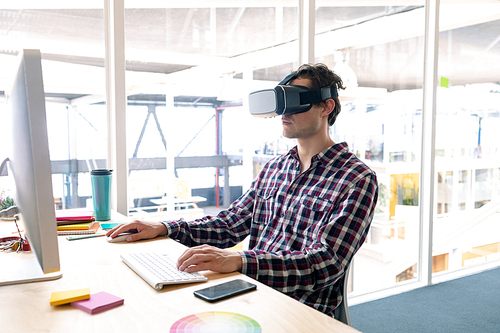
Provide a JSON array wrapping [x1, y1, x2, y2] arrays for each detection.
[[106, 232, 135, 243]]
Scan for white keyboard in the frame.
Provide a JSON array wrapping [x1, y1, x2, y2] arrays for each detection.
[[120, 252, 207, 290]]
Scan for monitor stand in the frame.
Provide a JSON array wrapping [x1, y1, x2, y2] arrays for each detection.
[[0, 257, 62, 286]]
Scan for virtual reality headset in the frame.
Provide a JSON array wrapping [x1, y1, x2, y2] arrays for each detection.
[[248, 71, 338, 118]]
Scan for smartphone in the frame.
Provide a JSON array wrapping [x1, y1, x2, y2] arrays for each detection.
[[193, 279, 257, 303]]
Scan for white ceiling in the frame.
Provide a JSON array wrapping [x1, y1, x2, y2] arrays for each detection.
[[0, 2, 499, 99]]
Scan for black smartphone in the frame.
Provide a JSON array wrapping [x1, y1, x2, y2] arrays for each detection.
[[193, 279, 257, 303]]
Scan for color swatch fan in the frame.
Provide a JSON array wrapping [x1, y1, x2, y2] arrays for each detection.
[[170, 311, 261, 333]]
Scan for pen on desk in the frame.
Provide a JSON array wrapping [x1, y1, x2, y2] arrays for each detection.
[[66, 233, 106, 241]]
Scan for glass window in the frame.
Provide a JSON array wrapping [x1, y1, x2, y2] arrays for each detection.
[[317, 4, 426, 295], [433, 1, 500, 275], [123, 3, 298, 219], [0, 4, 106, 210]]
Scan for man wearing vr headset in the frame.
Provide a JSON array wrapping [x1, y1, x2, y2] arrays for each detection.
[[107, 63, 378, 317]]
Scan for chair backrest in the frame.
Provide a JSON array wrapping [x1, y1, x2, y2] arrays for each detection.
[[333, 264, 351, 326]]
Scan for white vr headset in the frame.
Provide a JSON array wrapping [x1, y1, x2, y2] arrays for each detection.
[[249, 71, 338, 118]]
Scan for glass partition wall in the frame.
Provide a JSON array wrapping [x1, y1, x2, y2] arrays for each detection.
[[0, 0, 499, 304], [432, 2, 500, 279]]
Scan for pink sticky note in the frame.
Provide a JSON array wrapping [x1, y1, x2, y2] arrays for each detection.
[[70, 292, 124, 314]]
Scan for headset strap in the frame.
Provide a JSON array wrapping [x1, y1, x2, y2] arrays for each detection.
[[300, 86, 338, 104], [279, 71, 298, 85], [279, 71, 338, 103]]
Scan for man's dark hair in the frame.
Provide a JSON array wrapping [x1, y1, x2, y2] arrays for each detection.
[[294, 63, 345, 126]]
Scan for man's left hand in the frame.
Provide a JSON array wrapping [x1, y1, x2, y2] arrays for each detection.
[[177, 244, 243, 273]]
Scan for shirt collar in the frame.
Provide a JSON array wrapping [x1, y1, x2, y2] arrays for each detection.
[[288, 142, 349, 166]]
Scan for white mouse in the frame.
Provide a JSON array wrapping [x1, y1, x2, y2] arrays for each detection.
[[106, 232, 135, 243]]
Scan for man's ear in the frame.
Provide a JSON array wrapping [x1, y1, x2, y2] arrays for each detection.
[[322, 99, 335, 117]]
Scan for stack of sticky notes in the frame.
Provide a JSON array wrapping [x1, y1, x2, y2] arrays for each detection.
[[50, 288, 124, 314]]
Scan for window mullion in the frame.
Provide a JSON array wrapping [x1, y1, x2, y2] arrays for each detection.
[[419, 0, 440, 286]]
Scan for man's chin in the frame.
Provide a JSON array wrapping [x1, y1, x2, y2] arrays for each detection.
[[282, 131, 293, 139]]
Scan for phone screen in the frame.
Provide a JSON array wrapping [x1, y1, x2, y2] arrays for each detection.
[[193, 279, 257, 303]]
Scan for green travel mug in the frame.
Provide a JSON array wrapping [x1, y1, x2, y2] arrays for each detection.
[[91, 169, 112, 221]]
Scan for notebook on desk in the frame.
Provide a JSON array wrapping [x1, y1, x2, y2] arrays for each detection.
[[57, 222, 99, 235], [56, 210, 94, 221], [120, 252, 207, 290], [56, 210, 95, 226]]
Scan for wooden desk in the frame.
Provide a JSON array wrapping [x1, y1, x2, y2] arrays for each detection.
[[0, 213, 358, 332]]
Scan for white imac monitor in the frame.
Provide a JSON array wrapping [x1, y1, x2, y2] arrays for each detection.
[[0, 49, 62, 285]]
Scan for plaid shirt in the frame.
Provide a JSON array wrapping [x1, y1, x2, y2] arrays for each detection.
[[165, 142, 378, 316]]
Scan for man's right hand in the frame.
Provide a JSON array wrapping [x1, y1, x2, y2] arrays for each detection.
[[105, 220, 168, 242]]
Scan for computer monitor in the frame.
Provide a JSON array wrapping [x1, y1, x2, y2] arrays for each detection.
[[0, 49, 62, 285]]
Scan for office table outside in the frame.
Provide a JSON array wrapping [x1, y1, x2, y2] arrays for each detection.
[[0, 214, 359, 332], [150, 195, 207, 211]]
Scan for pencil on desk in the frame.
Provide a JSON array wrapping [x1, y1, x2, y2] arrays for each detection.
[[66, 233, 106, 241]]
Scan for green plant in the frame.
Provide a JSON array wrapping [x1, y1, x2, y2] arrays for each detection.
[[375, 183, 388, 214], [0, 191, 15, 210]]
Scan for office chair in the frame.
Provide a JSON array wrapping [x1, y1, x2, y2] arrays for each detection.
[[333, 264, 351, 326]]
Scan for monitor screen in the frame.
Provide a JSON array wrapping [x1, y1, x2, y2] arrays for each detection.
[[0, 49, 62, 285]]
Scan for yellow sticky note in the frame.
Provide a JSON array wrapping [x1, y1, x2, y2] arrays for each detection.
[[50, 288, 91, 306], [440, 76, 449, 88]]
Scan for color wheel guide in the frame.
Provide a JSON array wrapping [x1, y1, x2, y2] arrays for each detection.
[[170, 311, 261, 333]]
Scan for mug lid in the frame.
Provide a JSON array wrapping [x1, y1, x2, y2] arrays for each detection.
[[91, 169, 113, 175]]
